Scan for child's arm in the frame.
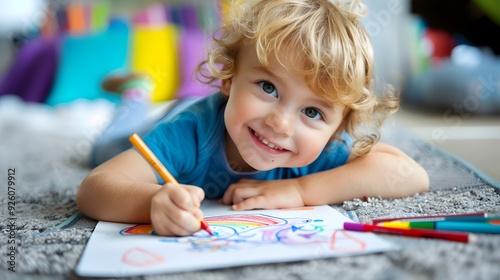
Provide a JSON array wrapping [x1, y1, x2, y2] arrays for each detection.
[[220, 143, 429, 210], [76, 149, 205, 236]]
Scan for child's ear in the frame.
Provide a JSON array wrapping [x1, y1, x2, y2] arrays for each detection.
[[221, 78, 232, 96]]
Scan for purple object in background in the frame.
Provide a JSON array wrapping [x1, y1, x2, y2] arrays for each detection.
[[180, 4, 200, 30], [175, 4, 215, 98], [0, 36, 61, 103], [176, 29, 216, 98]]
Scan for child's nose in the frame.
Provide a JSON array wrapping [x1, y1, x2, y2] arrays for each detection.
[[264, 110, 295, 136]]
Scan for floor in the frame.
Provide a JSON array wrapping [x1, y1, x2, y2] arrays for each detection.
[[393, 105, 500, 182]]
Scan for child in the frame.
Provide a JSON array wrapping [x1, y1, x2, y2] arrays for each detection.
[[77, 0, 429, 236]]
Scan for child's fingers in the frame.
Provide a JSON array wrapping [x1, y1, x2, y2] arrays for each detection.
[[165, 183, 197, 211], [220, 180, 255, 205], [232, 195, 271, 211], [151, 185, 204, 236], [152, 199, 202, 235], [228, 185, 261, 204], [219, 184, 235, 205], [152, 211, 196, 236], [184, 185, 205, 207]]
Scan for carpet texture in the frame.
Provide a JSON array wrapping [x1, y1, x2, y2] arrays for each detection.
[[1, 117, 500, 280]]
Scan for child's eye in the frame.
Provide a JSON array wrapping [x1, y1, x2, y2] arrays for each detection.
[[301, 107, 323, 120], [258, 81, 278, 97]]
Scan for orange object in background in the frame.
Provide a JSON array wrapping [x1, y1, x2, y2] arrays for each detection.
[[67, 3, 87, 35]]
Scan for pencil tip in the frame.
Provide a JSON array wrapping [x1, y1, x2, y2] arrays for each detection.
[[200, 220, 214, 236], [205, 225, 214, 236], [469, 234, 478, 244]]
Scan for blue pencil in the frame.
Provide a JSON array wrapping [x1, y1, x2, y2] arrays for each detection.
[[435, 221, 500, 234]]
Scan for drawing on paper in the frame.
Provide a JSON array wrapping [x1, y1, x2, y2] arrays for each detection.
[[121, 213, 329, 251], [121, 247, 164, 267], [75, 204, 396, 277]]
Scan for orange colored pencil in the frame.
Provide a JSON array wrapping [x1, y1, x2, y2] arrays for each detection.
[[129, 133, 213, 236]]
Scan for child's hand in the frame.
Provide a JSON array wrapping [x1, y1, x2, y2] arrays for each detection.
[[220, 179, 304, 210], [150, 183, 205, 236]]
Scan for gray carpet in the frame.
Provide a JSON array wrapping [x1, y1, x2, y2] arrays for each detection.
[[1, 122, 500, 280]]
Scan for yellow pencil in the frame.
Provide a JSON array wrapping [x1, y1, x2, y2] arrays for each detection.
[[129, 133, 213, 235]]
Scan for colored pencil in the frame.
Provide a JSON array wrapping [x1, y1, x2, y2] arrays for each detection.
[[343, 222, 475, 243], [370, 212, 486, 224], [379, 220, 500, 234], [129, 133, 214, 236], [377, 214, 500, 224]]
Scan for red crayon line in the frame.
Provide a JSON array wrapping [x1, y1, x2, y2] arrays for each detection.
[[129, 133, 213, 236], [344, 222, 475, 243]]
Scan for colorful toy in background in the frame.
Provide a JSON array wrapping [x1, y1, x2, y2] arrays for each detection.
[[0, 0, 225, 105], [131, 4, 180, 103], [405, 0, 500, 115]]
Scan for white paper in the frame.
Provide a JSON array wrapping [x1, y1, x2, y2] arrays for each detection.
[[76, 201, 396, 277]]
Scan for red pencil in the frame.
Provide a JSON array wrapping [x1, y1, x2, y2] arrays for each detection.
[[129, 133, 214, 236], [344, 222, 475, 243]]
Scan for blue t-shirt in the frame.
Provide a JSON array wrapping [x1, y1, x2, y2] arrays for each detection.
[[143, 92, 352, 199]]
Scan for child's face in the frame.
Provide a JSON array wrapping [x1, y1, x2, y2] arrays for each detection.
[[221, 44, 345, 172]]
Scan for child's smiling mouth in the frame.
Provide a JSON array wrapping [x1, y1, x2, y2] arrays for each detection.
[[249, 128, 288, 154]]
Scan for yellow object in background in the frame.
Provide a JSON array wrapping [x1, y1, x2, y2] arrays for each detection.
[[218, 0, 230, 24], [131, 25, 179, 102], [218, 0, 244, 25]]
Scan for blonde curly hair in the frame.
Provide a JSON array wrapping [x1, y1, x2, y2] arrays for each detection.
[[197, 0, 399, 156]]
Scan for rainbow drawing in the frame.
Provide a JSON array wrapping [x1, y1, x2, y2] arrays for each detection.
[[204, 214, 285, 231], [120, 214, 286, 236], [121, 224, 156, 235], [119, 214, 328, 251]]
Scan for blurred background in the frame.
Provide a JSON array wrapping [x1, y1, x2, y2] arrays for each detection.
[[0, 0, 498, 181]]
